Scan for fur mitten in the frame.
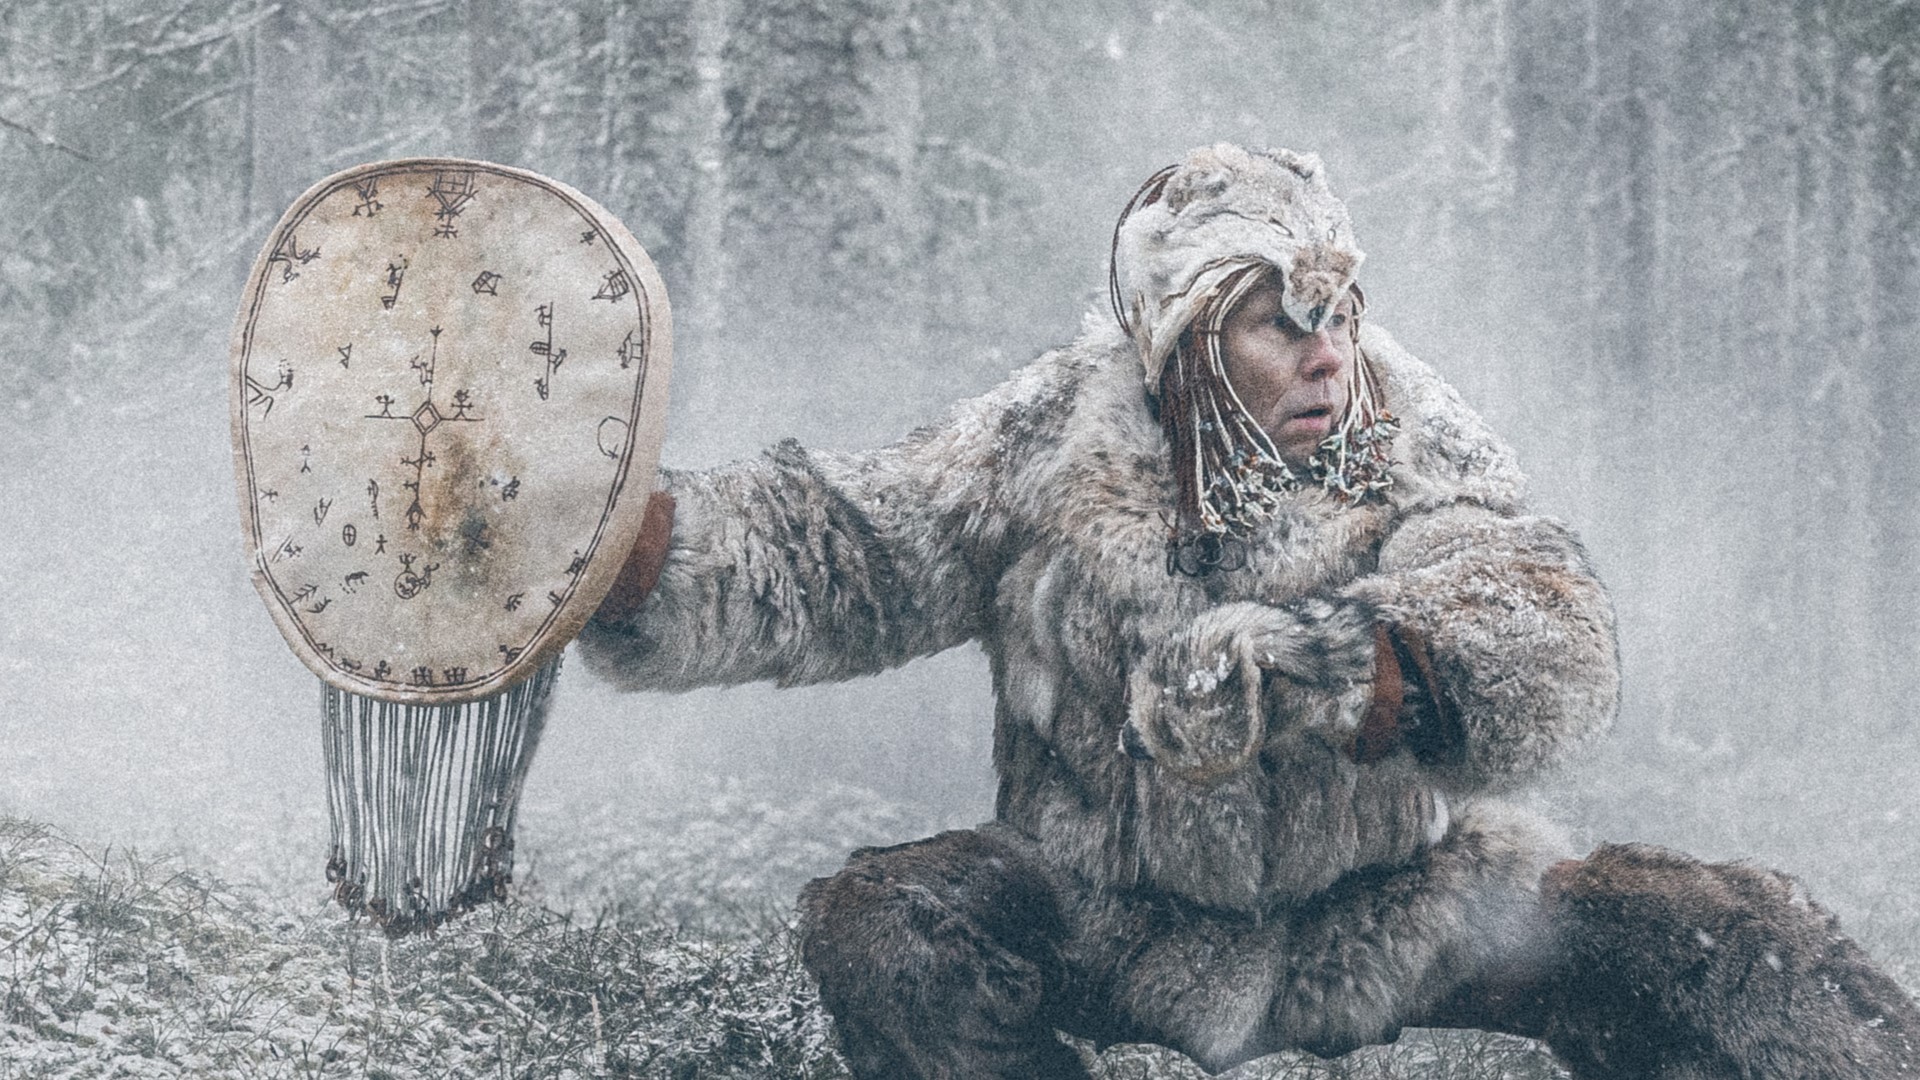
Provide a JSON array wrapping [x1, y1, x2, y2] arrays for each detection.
[[1123, 598, 1375, 783]]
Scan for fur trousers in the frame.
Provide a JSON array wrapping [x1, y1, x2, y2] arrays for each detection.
[[797, 825, 1919, 1079]]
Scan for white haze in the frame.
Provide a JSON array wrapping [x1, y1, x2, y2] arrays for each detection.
[[1, 0, 1916, 966]]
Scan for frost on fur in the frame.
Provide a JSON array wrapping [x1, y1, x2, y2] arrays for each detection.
[[578, 311, 1626, 1013], [1122, 598, 1377, 786]]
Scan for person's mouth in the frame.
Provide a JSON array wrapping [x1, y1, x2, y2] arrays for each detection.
[[1280, 405, 1335, 438]]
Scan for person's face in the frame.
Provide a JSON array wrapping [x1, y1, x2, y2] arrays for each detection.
[[1218, 278, 1356, 468]]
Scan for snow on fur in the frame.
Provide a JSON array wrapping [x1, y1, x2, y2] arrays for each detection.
[[577, 313, 1621, 1050]]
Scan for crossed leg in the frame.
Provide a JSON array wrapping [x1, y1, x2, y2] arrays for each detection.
[[1487, 844, 1919, 1079], [796, 828, 1093, 1079], [798, 826, 1920, 1080]]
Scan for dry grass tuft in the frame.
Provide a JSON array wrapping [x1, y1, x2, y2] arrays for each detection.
[[0, 816, 844, 1078]]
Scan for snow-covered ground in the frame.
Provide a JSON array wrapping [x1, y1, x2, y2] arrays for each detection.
[[0, 791, 1579, 1080]]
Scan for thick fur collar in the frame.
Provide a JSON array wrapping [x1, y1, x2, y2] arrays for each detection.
[[992, 313, 1530, 591]]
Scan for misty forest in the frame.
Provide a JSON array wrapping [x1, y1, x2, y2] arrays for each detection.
[[2, 0, 1918, 1076]]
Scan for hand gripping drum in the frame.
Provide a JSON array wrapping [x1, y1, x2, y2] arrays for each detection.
[[230, 159, 672, 934]]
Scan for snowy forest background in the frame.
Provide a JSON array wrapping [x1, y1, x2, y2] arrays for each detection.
[[3, 0, 1919, 985]]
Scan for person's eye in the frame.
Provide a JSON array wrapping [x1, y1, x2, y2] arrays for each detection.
[[1327, 312, 1348, 329]]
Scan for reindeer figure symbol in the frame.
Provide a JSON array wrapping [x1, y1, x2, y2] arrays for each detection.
[[246, 361, 294, 418], [267, 230, 320, 283]]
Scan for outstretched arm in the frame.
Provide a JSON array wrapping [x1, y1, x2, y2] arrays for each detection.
[[574, 355, 1072, 693]]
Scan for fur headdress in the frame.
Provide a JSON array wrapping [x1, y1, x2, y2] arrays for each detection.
[[1109, 144, 1364, 394], [1108, 145, 1392, 575]]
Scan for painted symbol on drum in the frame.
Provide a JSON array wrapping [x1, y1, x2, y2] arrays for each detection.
[[592, 268, 631, 303], [399, 462, 433, 534], [361, 327, 482, 534], [267, 230, 320, 284], [530, 302, 565, 400], [426, 170, 478, 238], [381, 257, 408, 310], [245, 361, 294, 419], [393, 553, 438, 600], [616, 329, 645, 371], [351, 178, 383, 217], [472, 270, 502, 295], [596, 416, 628, 460]]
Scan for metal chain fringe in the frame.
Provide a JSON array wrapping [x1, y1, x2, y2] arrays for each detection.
[[319, 656, 559, 936]]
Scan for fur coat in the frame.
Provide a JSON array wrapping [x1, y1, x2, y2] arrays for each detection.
[[577, 316, 1620, 917]]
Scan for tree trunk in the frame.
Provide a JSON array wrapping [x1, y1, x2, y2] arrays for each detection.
[[247, 0, 331, 223], [466, 0, 519, 166], [677, 0, 734, 441], [854, 0, 929, 423]]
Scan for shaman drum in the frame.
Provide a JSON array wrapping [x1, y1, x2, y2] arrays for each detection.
[[230, 159, 671, 933]]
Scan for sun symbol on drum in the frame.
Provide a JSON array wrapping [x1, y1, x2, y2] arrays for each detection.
[[393, 553, 439, 600]]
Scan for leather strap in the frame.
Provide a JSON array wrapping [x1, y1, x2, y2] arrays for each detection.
[[1352, 623, 1405, 763], [1352, 622, 1460, 764], [592, 490, 676, 625]]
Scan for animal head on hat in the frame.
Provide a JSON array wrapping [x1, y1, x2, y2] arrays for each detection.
[[1109, 144, 1365, 392]]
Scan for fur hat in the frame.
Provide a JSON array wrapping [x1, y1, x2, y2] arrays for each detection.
[[1111, 144, 1365, 392]]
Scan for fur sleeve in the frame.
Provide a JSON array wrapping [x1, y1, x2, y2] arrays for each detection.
[[1347, 506, 1619, 790], [574, 353, 1076, 692], [1344, 325, 1620, 790]]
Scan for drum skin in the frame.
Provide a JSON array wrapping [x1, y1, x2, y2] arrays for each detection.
[[231, 159, 672, 705]]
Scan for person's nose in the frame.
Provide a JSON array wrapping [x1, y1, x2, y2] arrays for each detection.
[[1299, 331, 1344, 381]]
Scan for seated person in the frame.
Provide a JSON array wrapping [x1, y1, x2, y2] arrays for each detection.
[[581, 143, 1919, 1080]]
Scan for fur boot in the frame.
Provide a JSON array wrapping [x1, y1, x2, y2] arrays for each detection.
[[1540, 843, 1920, 1080], [797, 829, 1091, 1080]]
